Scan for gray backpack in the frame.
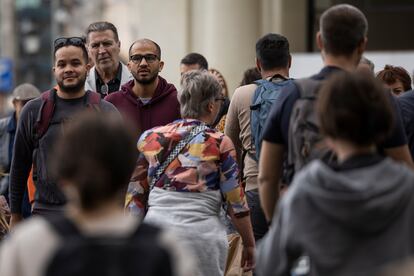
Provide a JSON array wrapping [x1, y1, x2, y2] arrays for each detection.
[[286, 78, 335, 182]]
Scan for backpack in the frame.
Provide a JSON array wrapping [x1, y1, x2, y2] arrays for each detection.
[[34, 89, 101, 140], [45, 215, 173, 276], [286, 78, 335, 183], [250, 74, 293, 161]]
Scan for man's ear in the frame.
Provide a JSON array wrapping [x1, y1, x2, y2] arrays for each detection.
[[255, 58, 261, 73], [207, 101, 214, 113], [288, 54, 292, 69], [357, 37, 368, 56], [158, 61, 164, 72], [316, 31, 323, 51]]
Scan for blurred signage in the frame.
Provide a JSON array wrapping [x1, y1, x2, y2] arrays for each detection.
[[0, 58, 13, 93]]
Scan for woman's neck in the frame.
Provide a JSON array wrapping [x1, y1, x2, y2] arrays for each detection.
[[330, 138, 376, 162]]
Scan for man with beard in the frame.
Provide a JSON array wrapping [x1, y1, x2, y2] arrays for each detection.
[[84, 21, 133, 97], [105, 39, 180, 138], [9, 37, 117, 226]]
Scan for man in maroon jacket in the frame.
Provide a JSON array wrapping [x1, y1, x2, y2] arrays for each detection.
[[105, 39, 181, 138]]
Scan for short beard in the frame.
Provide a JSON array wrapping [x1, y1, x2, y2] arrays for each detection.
[[58, 75, 87, 94], [133, 72, 158, 85]]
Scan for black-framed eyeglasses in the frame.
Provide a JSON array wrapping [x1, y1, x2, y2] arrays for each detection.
[[130, 54, 159, 64], [54, 37, 85, 51]]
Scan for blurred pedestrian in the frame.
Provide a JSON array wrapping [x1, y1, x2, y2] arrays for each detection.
[[239, 67, 261, 86], [180, 52, 208, 75], [357, 56, 375, 75], [0, 112, 196, 276], [376, 64, 412, 96]]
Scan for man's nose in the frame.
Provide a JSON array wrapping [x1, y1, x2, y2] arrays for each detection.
[[139, 57, 149, 66], [98, 44, 107, 53]]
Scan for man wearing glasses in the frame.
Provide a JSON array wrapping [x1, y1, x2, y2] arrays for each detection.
[[84, 21, 133, 97], [105, 39, 180, 138], [8, 37, 117, 226]]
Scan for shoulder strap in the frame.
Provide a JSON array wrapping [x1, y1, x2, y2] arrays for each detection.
[[295, 78, 321, 99], [149, 123, 208, 190], [45, 215, 82, 238], [86, 90, 101, 105], [34, 89, 57, 140], [85, 91, 101, 111]]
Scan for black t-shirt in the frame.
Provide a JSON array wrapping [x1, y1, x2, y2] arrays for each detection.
[[262, 66, 407, 150], [95, 63, 123, 96]]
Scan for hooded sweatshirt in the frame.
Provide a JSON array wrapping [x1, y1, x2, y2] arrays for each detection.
[[105, 76, 181, 138], [256, 156, 414, 276]]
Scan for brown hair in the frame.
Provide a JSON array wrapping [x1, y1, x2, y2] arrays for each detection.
[[376, 65, 412, 91], [240, 67, 261, 86], [317, 72, 394, 146]]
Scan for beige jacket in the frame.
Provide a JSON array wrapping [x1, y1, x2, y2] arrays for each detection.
[[225, 84, 258, 191]]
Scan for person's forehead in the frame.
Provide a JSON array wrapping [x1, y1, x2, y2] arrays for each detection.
[[88, 30, 117, 43], [55, 46, 84, 61], [389, 79, 404, 88], [130, 41, 157, 54]]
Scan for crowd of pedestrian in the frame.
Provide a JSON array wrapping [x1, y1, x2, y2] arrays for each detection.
[[1, 3, 414, 276]]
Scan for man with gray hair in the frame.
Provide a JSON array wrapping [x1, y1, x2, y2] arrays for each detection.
[[84, 21, 133, 97], [0, 83, 40, 216], [258, 4, 413, 224]]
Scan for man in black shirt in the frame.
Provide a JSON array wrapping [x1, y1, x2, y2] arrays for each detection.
[[258, 4, 414, 222], [9, 37, 118, 227], [84, 21, 133, 97]]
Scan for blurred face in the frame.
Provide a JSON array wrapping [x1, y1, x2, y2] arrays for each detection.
[[53, 46, 90, 94], [87, 30, 120, 72], [128, 41, 164, 85], [12, 99, 29, 117], [180, 63, 201, 75], [386, 80, 405, 96], [356, 63, 373, 76]]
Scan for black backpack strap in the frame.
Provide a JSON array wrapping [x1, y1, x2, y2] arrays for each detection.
[[44, 214, 82, 238], [34, 89, 57, 141]]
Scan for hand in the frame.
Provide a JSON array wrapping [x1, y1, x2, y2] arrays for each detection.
[[9, 214, 23, 229], [241, 245, 255, 272]]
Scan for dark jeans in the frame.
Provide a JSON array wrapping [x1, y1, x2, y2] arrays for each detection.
[[246, 189, 268, 241]]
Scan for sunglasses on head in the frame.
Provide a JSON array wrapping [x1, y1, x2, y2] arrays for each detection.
[[53, 37, 85, 51]]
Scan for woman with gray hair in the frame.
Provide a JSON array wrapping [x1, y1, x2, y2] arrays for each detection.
[[126, 70, 255, 275]]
